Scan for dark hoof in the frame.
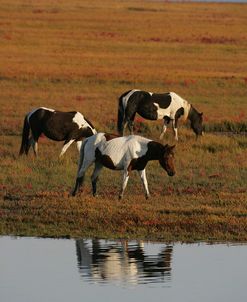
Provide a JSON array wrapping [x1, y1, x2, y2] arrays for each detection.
[[70, 189, 77, 197]]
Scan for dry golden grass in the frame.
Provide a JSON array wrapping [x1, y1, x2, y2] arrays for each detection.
[[0, 0, 247, 241]]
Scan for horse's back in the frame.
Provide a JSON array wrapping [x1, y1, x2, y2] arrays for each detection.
[[103, 135, 150, 151], [27, 107, 55, 122], [100, 135, 151, 167]]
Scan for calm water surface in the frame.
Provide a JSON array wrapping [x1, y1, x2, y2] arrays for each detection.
[[0, 237, 247, 302]]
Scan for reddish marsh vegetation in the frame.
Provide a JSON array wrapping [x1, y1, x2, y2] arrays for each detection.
[[0, 0, 246, 241]]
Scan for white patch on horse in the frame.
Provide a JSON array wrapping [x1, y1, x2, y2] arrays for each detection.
[[99, 135, 150, 169], [183, 101, 191, 121], [169, 92, 190, 121], [138, 169, 150, 198], [73, 112, 92, 130], [27, 107, 55, 123], [40, 107, 55, 112], [122, 89, 140, 110], [77, 133, 106, 178], [154, 103, 172, 120], [76, 141, 83, 152], [60, 139, 75, 157]]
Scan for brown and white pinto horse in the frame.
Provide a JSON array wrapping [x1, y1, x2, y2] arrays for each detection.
[[117, 90, 203, 140], [71, 133, 175, 199], [19, 107, 97, 157]]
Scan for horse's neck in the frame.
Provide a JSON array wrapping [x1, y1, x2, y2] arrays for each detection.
[[188, 106, 198, 123], [146, 141, 164, 160], [182, 100, 191, 121]]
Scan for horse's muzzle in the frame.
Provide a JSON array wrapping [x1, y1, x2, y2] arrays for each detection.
[[168, 171, 175, 177]]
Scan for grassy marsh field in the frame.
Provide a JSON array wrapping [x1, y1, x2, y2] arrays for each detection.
[[0, 0, 247, 241]]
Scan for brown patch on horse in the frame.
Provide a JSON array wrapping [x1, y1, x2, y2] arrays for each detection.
[[95, 147, 116, 170], [104, 133, 120, 141], [127, 141, 166, 172], [128, 157, 148, 171]]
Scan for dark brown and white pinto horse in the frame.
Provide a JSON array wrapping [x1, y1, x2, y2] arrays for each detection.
[[117, 90, 203, 140], [19, 107, 97, 157], [71, 133, 175, 199]]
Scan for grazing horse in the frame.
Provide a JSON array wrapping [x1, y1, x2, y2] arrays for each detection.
[[117, 90, 203, 140], [19, 107, 97, 157], [71, 133, 175, 199]]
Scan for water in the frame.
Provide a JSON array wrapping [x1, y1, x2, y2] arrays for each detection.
[[0, 237, 247, 302]]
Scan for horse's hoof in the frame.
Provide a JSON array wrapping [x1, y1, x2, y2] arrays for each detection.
[[145, 194, 150, 200], [118, 195, 123, 200]]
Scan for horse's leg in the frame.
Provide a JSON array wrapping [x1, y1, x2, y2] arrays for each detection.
[[159, 118, 170, 140], [71, 174, 85, 196], [123, 106, 137, 135], [34, 140, 38, 156], [91, 162, 103, 197], [71, 161, 91, 196], [76, 141, 82, 153], [29, 136, 38, 156], [122, 121, 128, 136], [60, 139, 75, 157], [30, 128, 41, 156], [26, 137, 33, 155], [127, 120, 134, 135], [138, 169, 150, 199], [119, 170, 129, 199], [127, 113, 136, 135], [172, 119, 178, 141]]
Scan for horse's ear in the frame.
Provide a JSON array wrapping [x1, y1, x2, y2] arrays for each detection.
[[200, 112, 203, 116], [169, 145, 176, 151], [164, 144, 175, 151]]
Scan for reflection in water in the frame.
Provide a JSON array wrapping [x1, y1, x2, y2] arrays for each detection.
[[76, 239, 173, 285], [1, 237, 247, 302]]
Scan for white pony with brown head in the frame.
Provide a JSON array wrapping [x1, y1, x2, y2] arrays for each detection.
[[71, 133, 175, 199]]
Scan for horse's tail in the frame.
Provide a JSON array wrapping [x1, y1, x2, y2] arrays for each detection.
[[71, 138, 90, 196], [117, 94, 125, 135], [76, 138, 88, 175], [19, 115, 30, 156]]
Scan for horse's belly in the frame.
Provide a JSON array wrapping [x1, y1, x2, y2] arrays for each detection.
[[138, 105, 158, 120], [42, 128, 67, 141], [43, 120, 84, 141], [100, 147, 127, 170], [153, 103, 171, 119]]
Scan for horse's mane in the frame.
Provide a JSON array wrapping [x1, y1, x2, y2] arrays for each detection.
[[182, 99, 191, 121]]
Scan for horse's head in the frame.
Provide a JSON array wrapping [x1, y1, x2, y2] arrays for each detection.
[[190, 108, 203, 137], [159, 145, 175, 176]]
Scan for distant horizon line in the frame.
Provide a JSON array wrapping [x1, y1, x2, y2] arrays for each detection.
[[146, 0, 247, 3]]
